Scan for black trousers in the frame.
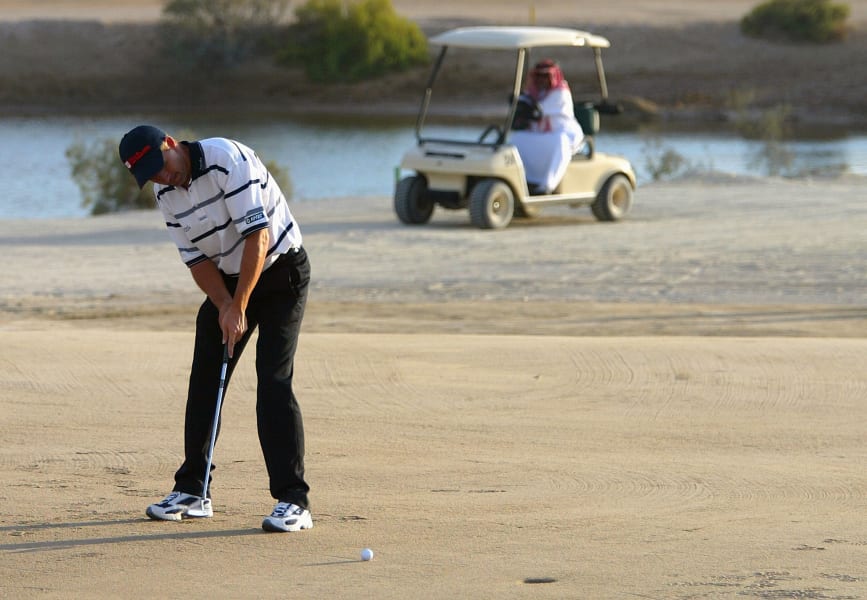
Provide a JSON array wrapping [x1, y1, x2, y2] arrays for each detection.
[[172, 247, 311, 509]]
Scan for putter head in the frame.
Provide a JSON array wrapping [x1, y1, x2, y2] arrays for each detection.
[[185, 496, 213, 518]]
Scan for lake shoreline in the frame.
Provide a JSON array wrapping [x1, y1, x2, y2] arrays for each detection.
[[4, 99, 866, 138]]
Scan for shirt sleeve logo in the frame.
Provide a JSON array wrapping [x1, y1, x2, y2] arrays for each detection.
[[245, 211, 266, 225]]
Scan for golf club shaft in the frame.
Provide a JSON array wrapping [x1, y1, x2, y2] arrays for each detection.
[[201, 344, 229, 501]]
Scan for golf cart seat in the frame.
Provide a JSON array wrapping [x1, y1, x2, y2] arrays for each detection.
[[573, 102, 599, 159]]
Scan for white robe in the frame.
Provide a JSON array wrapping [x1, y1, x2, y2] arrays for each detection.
[[510, 87, 584, 193]]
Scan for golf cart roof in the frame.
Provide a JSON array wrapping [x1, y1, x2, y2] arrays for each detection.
[[429, 26, 610, 50]]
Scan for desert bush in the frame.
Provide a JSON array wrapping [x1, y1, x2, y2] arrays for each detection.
[[640, 136, 719, 181], [740, 105, 796, 176], [741, 0, 850, 43], [641, 137, 689, 181], [279, 0, 429, 82], [160, 0, 290, 67], [264, 159, 294, 202], [66, 137, 156, 215], [66, 132, 293, 216]]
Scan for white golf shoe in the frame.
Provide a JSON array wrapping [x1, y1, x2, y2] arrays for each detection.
[[146, 491, 213, 521], [262, 502, 313, 532]]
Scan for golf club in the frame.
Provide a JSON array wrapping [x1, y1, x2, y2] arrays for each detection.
[[187, 344, 229, 517]]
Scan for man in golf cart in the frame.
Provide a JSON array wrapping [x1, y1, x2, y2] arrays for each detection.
[[510, 59, 585, 195]]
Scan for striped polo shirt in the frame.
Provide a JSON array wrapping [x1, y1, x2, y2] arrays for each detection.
[[155, 138, 301, 276]]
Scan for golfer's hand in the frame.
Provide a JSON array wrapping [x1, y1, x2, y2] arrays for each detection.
[[219, 302, 247, 357]]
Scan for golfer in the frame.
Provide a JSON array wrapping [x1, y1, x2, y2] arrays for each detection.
[[119, 125, 312, 532]]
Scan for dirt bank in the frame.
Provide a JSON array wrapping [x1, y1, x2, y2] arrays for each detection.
[[0, 0, 865, 130]]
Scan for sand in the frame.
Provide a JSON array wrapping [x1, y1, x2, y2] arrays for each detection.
[[2, 2, 867, 599], [2, 174, 867, 599]]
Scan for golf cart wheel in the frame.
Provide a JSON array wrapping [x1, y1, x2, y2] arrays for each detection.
[[394, 175, 434, 225], [591, 174, 633, 222], [469, 179, 515, 230]]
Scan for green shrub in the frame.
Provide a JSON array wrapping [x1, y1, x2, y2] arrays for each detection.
[[741, 0, 850, 43], [161, 0, 290, 67], [280, 0, 429, 82], [66, 132, 293, 216]]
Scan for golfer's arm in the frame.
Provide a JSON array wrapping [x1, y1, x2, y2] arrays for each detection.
[[188, 229, 268, 311], [232, 228, 269, 313], [189, 260, 233, 310]]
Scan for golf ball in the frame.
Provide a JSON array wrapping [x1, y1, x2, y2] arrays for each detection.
[[361, 548, 374, 561]]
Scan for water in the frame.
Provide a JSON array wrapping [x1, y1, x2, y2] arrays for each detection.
[[3, 114, 866, 219]]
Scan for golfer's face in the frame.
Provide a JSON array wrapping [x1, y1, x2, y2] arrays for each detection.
[[151, 144, 189, 188]]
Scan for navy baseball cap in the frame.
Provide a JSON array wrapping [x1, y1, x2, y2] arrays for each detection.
[[119, 125, 167, 188]]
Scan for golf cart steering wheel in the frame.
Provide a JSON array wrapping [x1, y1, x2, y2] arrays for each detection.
[[478, 124, 504, 144]]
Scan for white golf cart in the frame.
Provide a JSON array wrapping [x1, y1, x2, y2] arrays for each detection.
[[394, 26, 636, 230]]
